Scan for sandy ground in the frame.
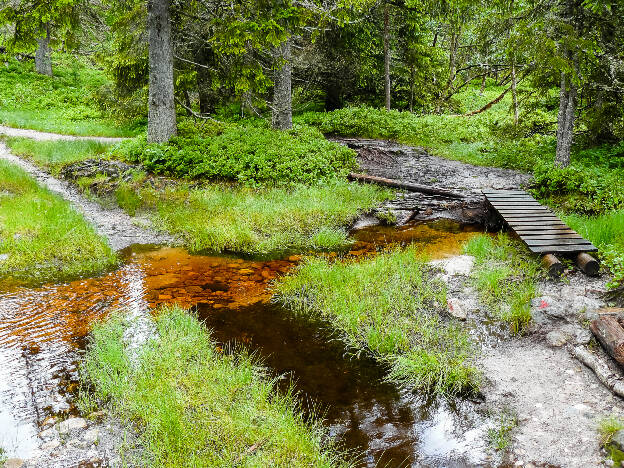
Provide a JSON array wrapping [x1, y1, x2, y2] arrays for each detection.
[[0, 125, 126, 143]]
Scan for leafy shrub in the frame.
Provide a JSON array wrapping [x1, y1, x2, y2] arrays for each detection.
[[111, 123, 358, 185]]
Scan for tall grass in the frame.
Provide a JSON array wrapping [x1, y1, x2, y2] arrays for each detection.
[[0, 160, 117, 283], [4, 137, 110, 174], [274, 247, 480, 395], [463, 234, 541, 334], [80, 306, 349, 467], [563, 210, 624, 287], [149, 180, 392, 254]]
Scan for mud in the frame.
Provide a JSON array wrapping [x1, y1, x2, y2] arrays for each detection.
[[0, 142, 173, 250]]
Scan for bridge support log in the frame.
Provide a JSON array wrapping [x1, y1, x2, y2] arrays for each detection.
[[576, 252, 600, 276], [542, 254, 564, 278]]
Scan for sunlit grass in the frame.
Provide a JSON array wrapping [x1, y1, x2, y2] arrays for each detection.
[[80, 306, 350, 467], [274, 247, 480, 395], [463, 234, 540, 334], [147, 180, 392, 254], [4, 137, 110, 174], [0, 160, 117, 283]]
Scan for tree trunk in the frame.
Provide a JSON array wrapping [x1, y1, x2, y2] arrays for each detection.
[[511, 60, 518, 125], [35, 24, 52, 76], [409, 64, 415, 112], [383, 3, 391, 111], [147, 0, 176, 143], [196, 46, 216, 115], [555, 71, 577, 167], [446, 27, 460, 92], [272, 37, 292, 131]]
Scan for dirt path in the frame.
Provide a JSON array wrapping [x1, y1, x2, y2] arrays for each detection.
[[0, 142, 173, 250], [348, 138, 619, 467], [0, 125, 127, 143]]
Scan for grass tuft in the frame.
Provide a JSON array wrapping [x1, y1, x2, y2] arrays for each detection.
[[274, 247, 480, 395], [80, 306, 350, 467], [463, 234, 540, 334], [0, 160, 117, 283]]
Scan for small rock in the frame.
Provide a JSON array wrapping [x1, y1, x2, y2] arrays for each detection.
[[39, 427, 57, 439], [88, 410, 106, 420], [238, 268, 254, 275], [41, 415, 57, 428], [40, 439, 61, 451], [546, 330, 568, 347], [447, 298, 467, 320], [58, 417, 87, 433], [0, 253, 9, 262], [611, 429, 624, 452], [574, 328, 592, 345], [4, 459, 25, 468], [83, 428, 100, 444]]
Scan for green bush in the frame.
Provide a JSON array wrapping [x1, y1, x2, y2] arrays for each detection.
[[111, 123, 357, 185]]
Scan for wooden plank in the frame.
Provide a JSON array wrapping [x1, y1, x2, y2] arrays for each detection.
[[482, 190, 527, 194], [502, 215, 560, 220], [513, 229, 575, 235], [486, 196, 536, 201], [519, 233, 583, 240], [507, 220, 567, 226], [524, 238, 594, 246], [497, 209, 553, 214], [529, 244, 597, 253], [489, 202, 543, 207]]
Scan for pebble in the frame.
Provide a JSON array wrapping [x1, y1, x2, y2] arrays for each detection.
[[83, 428, 100, 444], [546, 330, 568, 347], [447, 298, 467, 320], [58, 417, 87, 433], [40, 439, 61, 451], [39, 427, 57, 439], [0, 253, 8, 261]]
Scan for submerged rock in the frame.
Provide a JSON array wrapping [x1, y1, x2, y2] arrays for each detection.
[[58, 417, 87, 433]]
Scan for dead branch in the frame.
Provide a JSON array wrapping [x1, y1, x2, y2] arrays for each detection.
[[571, 345, 624, 399]]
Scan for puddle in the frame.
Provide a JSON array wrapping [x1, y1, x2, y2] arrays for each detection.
[[0, 220, 488, 465]]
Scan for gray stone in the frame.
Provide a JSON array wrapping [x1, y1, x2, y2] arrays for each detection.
[[39, 427, 57, 439], [546, 330, 569, 347], [574, 328, 592, 345], [83, 428, 100, 444], [58, 417, 87, 433], [0, 253, 8, 262], [40, 439, 61, 451], [447, 298, 467, 320], [611, 429, 624, 452]]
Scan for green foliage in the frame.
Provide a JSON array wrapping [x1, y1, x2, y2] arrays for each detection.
[[0, 160, 117, 284], [463, 235, 541, 334], [599, 416, 624, 465], [4, 137, 110, 174], [487, 409, 517, 452], [111, 123, 358, 185], [80, 306, 348, 467], [0, 55, 142, 136], [147, 180, 390, 254], [563, 211, 624, 287], [274, 248, 480, 395]]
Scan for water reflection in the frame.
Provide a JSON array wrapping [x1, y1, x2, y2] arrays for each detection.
[[0, 220, 487, 465]]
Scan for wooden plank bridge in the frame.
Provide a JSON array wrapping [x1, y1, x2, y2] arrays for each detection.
[[482, 189, 599, 277]]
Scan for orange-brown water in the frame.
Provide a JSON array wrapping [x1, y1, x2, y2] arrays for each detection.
[[0, 220, 486, 464]]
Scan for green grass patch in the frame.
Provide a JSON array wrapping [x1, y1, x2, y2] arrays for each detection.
[[80, 306, 349, 467], [0, 54, 141, 137], [146, 180, 391, 254], [563, 211, 624, 287], [4, 137, 110, 174], [463, 234, 541, 334], [0, 160, 117, 283], [274, 248, 480, 395], [487, 409, 517, 452], [111, 121, 358, 185], [599, 416, 624, 465]]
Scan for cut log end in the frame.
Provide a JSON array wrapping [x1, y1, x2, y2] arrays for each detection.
[[576, 252, 600, 276], [542, 254, 564, 278]]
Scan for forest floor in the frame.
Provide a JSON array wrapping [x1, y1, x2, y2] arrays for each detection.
[[0, 126, 621, 467]]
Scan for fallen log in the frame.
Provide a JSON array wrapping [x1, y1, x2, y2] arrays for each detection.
[[571, 345, 624, 399], [576, 252, 600, 276], [590, 315, 624, 367], [348, 173, 466, 199], [542, 254, 564, 278]]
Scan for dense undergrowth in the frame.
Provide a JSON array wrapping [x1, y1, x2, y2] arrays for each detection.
[[274, 247, 480, 395], [0, 160, 116, 283], [111, 120, 357, 185], [463, 234, 541, 334], [80, 306, 349, 467], [0, 54, 142, 137]]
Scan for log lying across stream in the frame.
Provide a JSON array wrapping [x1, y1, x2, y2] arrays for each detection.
[[348, 173, 466, 199]]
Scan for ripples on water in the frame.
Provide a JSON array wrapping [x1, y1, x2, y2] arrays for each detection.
[[0, 220, 489, 466]]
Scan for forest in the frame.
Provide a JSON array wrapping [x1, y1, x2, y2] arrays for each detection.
[[1, 0, 624, 467]]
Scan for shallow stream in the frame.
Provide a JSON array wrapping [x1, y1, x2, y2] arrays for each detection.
[[0, 220, 490, 466]]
